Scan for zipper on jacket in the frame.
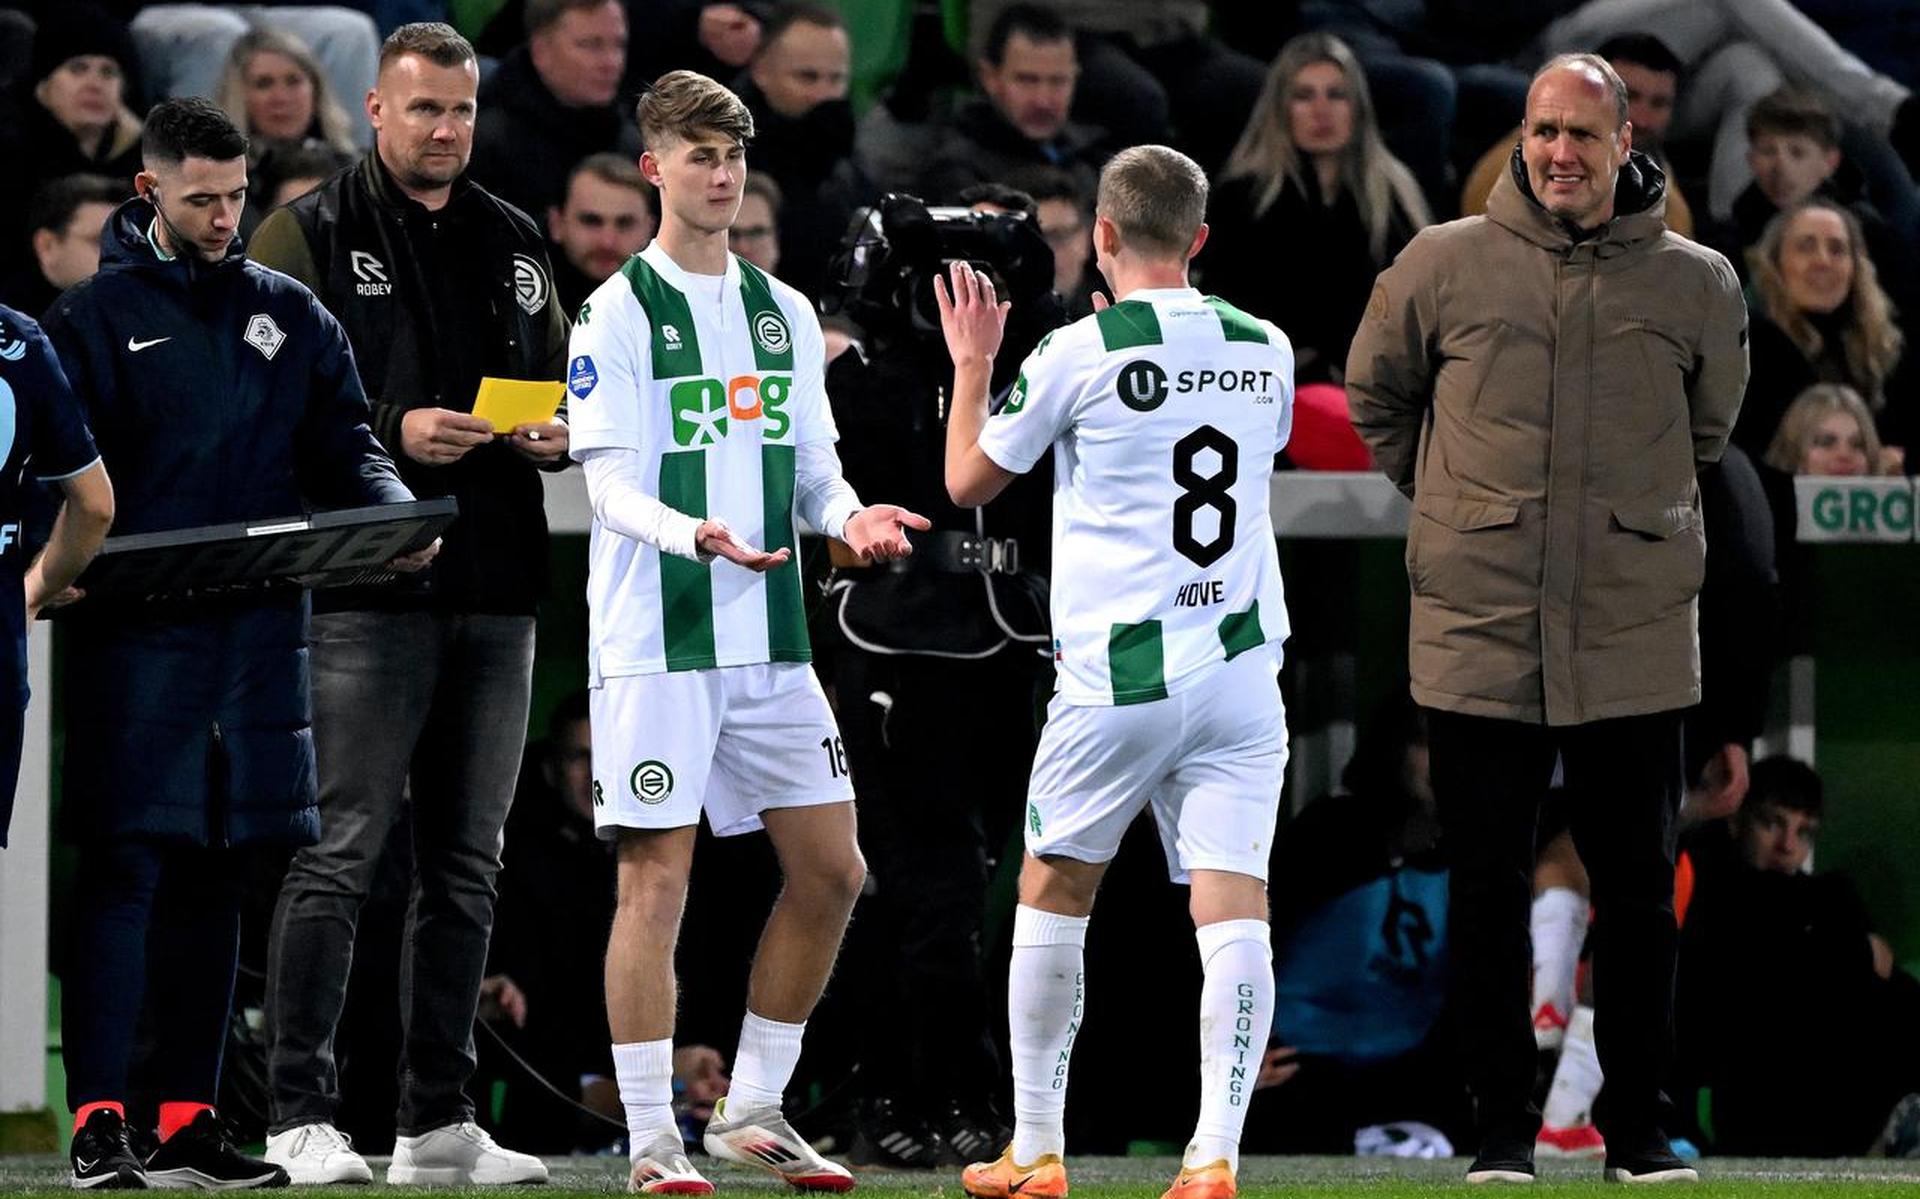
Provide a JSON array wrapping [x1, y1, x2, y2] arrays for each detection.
[[208, 720, 229, 848]]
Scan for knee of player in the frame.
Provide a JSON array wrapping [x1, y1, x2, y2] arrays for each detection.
[[790, 848, 867, 909]]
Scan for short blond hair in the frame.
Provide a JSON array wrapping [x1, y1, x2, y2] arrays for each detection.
[[1095, 145, 1207, 258], [1765, 383, 1885, 474], [637, 70, 754, 152]]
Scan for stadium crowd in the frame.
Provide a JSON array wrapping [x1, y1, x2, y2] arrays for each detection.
[[2, 0, 1919, 1188]]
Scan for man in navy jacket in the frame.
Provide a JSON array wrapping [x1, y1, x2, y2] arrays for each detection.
[[43, 98, 424, 1191]]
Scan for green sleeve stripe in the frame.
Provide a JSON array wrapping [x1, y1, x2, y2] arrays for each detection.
[[1095, 300, 1163, 350], [1205, 296, 1270, 344], [658, 450, 717, 670], [760, 443, 810, 663], [1218, 601, 1265, 661], [736, 258, 796, 373], [622, 256, 703, 379], [1108, 620, 1169, 705]]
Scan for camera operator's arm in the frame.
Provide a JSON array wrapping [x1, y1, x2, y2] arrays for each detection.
[[937, 262, 1018, 507]]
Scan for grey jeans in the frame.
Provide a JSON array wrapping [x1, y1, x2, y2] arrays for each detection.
[[265, 610, 535, 1135]]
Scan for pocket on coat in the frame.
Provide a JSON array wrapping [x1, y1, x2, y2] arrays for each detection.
[[1408, 492, 1524, 601]]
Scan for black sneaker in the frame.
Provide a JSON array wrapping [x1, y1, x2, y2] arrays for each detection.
[[1603, 1130, 1699, 1184], [847, 1097, 948, 1169], [143, 1110, 289, 1190], [70, 1108, 148, 1190], [937, 1101, 1012, 1167], [1466, 1133, 1536, 1184]]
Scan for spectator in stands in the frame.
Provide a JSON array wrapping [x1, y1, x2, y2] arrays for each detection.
[[1677, 757, 1920, 1157], [1538, 0, 1920, 226], [919, 5, 1106, 207], [1295, 0, 1539, 211], [1200, 32, 1430, 387], [1737, 200, 1912, 470], [1, 175, 122, 316], [480, 691, 621, 1152], [1462, 34, 1696, 240], [213, 29, 357, 159], [727, 172, 781, 276], [129, 5, 378, 147], [249, 141, 355, 214], [1710, 89, 1918, 324], [1021, 168, 1097, 317], [0, 4, 143, 275], [1765, 384, 1889, 479], [736, 2, 863, 299], [548, 153, 655, 316], [969, 0, 1275, 174], [45, 96, 419, 1191], [251, 22, 567, 1187], [469, 0, 641, 223], [1243, 692, 1468, 1156], [624, 1, 764, 105]]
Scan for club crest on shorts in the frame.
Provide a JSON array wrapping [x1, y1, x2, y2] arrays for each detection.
[[513, 253, 549, 315], [753, 310, 790, 356], [244, 314, 286, 360], [630, 759, 673, 804]]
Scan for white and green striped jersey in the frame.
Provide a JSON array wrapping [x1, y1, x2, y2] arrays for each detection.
[[979, 287, 1294, 706], [567, 242, 834, 677]]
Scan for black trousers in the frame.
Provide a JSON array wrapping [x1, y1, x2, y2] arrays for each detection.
[[1426, 708, 1685, 1147], [834, 646, 1042, 1111], [64, 841, 247, 1111]]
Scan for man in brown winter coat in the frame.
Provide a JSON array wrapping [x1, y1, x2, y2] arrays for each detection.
[[1346, 53, 1748, 1185]]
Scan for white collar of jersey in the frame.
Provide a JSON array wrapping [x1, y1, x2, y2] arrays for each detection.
[[1113, 286, 1202, 303], [640, 240, 742, 293]]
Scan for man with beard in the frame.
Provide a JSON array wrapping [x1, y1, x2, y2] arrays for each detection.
[[250, 21, 569, 1187], [735, 2, 864, 299], [548, 153, 657, 315]]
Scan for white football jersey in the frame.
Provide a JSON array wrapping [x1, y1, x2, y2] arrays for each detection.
[[567, 242, 834, 679], [979, 288, 1294, 706]]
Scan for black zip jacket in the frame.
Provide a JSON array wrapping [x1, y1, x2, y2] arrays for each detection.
[[251, 152, 569, 614]]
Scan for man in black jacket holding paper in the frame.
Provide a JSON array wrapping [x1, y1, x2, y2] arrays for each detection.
[[248, 21, 569, 1186]]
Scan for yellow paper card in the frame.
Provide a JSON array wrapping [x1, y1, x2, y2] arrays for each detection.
[[472, 377, 564, 433]]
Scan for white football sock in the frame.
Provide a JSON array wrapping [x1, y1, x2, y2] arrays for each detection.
[[1542, 1005, 1604, 1128], [728, 1011, 805, 1114], [1008, 905, 1090, 1164], [1185, 918, 1273, 1173], [613, 1039, 676, 1154], [1530, 887, 1588, 1023]]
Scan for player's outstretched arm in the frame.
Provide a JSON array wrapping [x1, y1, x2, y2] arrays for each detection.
[[936, 261, 1018, 507]]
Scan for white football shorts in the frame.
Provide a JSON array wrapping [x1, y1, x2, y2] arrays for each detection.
[[1024, 644, 1287, 882], [589, 661, 854, 838]]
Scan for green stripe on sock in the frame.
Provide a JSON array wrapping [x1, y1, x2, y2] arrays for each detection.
[[1205, 296, 1269, 344], [760, 443, 809, 663], [623, 256, 703, 379], [1108, 620, 1168, 704], [1218, 601, 1265, 661], [736, 258, 795, 373], [1096, 300, 1163, 351], [658, 450, 716, 670]]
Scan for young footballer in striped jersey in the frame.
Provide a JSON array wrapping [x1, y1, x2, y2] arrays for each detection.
[[567, 69, 927, 1195]]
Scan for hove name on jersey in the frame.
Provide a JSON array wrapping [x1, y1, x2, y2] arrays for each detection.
[[1174, 578, 1226, 607]]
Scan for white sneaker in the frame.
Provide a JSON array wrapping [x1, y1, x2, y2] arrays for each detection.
[[702, 1098, 854, 1192], [387, 1121, 549, 1186], [264, 1122, 373, 1185], [628, 1130, 713, 1195]]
